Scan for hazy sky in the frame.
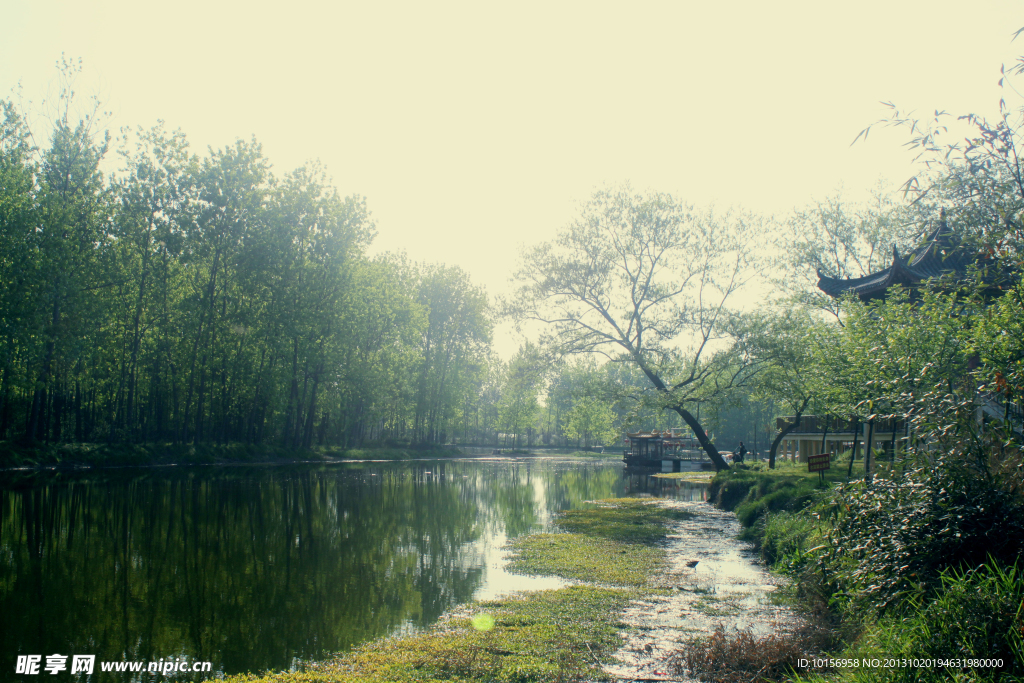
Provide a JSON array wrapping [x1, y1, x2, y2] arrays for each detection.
[[3, 1, 1022, 356]]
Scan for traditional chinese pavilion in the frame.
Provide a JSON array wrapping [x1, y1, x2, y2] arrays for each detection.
[[800, 215, 1020, 458], [816, 216, 976, 301]]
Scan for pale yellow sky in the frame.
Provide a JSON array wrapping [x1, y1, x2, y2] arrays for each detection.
[[3, 1, 1022, 357]]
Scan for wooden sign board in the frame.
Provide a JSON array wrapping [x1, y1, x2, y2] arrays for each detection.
[[808, 453, 831, 472]]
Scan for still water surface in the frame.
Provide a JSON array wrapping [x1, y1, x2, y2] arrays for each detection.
[[0, 457, 706, 679]]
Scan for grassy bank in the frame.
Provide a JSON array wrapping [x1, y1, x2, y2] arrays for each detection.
[[0, 442, 632, 470], [0, 441, 465, 469], [220, 498, 687, 683], [706, 460, 842, 529], [699, 459, 1024, 682], [490, 449, 623, 459], [559, 449, 623, 459]]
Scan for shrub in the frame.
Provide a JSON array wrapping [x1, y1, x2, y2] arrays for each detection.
[[817, 457, 1024, 614]]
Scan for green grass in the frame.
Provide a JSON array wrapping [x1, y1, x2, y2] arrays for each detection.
[[756, 510, 823, 570], [791, 560, 1024, 683], [221, 586, 634, 683]]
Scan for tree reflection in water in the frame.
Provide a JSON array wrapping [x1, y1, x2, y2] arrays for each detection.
[[0, 458, 679, 678]]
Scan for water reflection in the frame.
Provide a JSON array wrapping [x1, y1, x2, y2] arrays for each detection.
[[623, 470, 710, 501], [0, 459, 704, 679]]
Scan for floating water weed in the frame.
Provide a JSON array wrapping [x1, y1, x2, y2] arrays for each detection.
[[507, 499, 690, 586], [557, 498, 694, 545], [507, 533, 665, 586], [222, 498, 688, 681]]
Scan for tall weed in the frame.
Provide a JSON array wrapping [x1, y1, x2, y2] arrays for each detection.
[[668, 627, 819, 683], [837, 559, 1024, 682], [758, 511, 822, 570]]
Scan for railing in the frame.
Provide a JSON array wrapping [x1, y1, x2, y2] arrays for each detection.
[[622, 447, 707, 461], [978, 391, 1024, 437]]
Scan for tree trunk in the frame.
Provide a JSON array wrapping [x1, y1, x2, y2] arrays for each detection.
[[768, 397, 811, 469], [194, 362, 207, 445], [282, 340, 299, 447], [0, 364, 8, 439], [864, 418, 875, 482], [74, 379, 82, 442], [126, 249, 150, 438], [301, 365, 321, 450], [671, 406, 729, 471], [26, 298, 60, 443], [889, 420, 898, 464], [629, 355, 730, 470], [847, 418, 862, 478]]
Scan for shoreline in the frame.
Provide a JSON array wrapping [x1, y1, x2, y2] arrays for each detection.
[[215, 494, 804, 683], [0, 442, 623, 473], [220, 497, 693, 683]]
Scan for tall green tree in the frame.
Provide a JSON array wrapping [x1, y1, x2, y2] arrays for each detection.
[[496, 344, 543, 450], [740, 308, 831, 468], [509, 185, 772, 470], [108, 123, 198, 440], [563, 396, 617, 449], [413, 265, 490, 445], [330, 255, 423, 446], [0, 99, 37, 438], [25, 74, 112, 443]]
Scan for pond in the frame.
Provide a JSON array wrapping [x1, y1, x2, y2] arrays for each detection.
[[0, 457, 708, 680]]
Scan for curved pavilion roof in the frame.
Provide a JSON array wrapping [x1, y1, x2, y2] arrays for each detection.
[[816, 219, 975, 301]]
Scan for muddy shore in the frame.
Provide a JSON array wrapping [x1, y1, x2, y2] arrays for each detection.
[[606, 500, 804, 682]]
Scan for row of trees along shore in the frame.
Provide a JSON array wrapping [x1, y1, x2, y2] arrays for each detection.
[[505, 115, 1024, 473], [0, 74, 688, 454], [0, 84, 503, 449], [5, 59, 1024, 468]]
